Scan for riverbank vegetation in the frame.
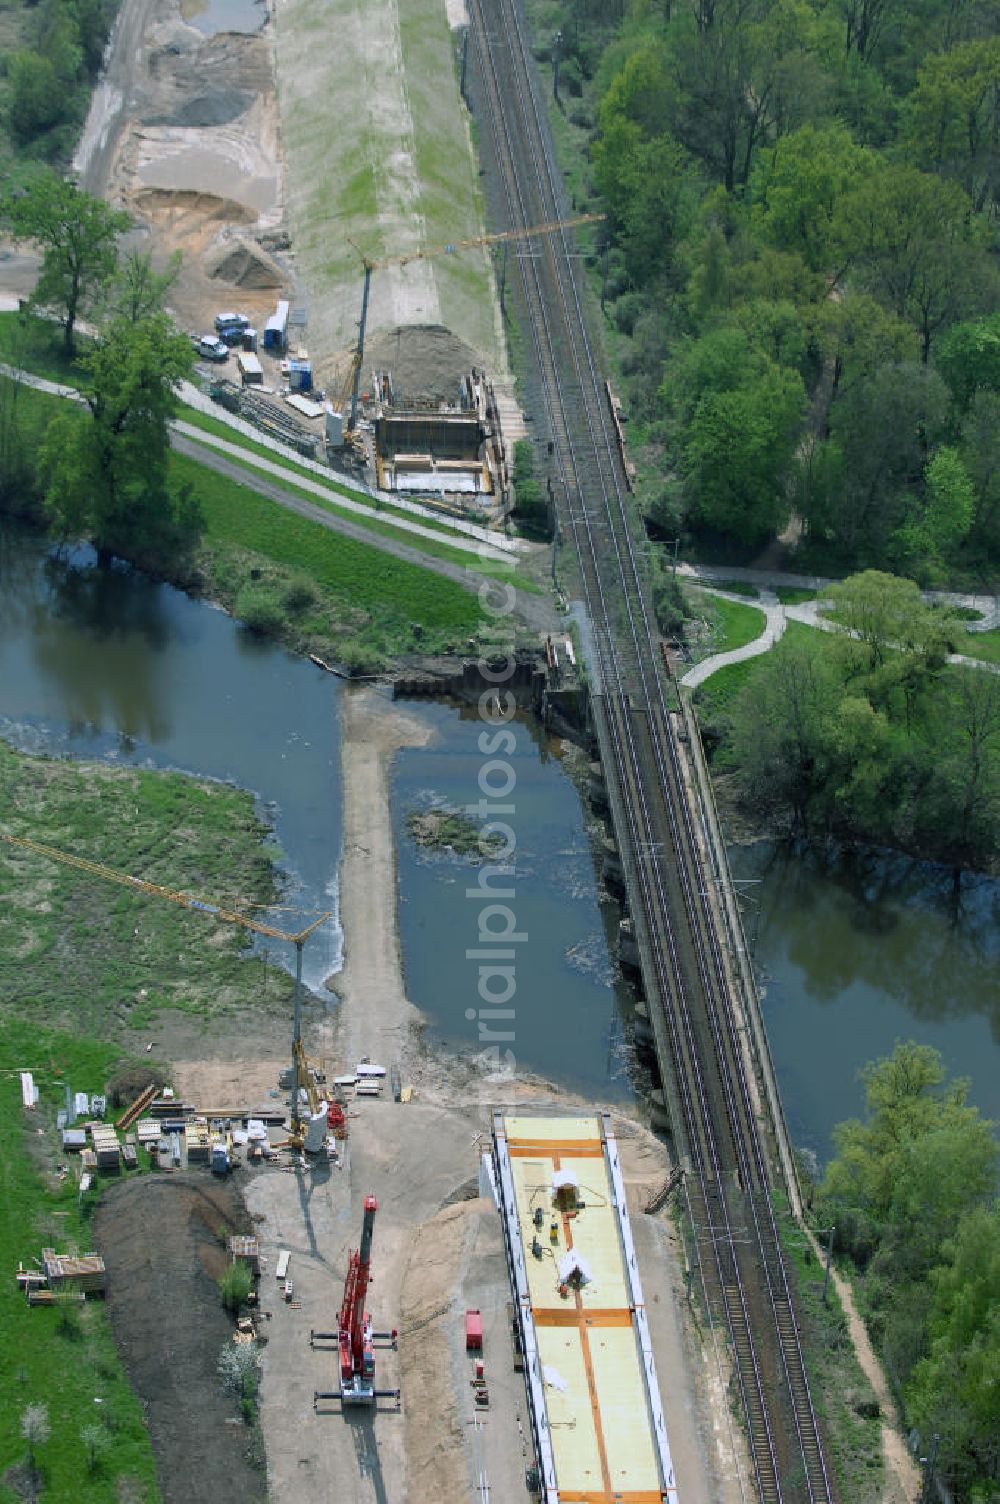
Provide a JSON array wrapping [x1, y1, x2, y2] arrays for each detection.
[[0, 737, 299, 1036], [698, 576, 1000, 874], [406, 805, 507, 859], [815, 1043, 999, 1500], [525, 0, 1000, 586], [0, 166, 503, 670]]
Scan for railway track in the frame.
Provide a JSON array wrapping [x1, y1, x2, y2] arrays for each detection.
[[466, 2, 836, 1499]]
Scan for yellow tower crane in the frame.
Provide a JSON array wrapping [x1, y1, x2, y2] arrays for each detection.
[[0, 831, 332, 1148], [340, 211, 606, 435]]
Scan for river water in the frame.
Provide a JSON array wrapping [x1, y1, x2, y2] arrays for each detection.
[[2, 518, 998, 1142]]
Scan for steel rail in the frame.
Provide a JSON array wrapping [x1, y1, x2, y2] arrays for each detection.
[[466, 5, 786, 1498], [468, 0, 835, 1499]]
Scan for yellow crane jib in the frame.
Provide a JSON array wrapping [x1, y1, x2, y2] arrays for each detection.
[[2, 828, 332, 1143], [360, 211, 606, 272], [0, 831, 331, 944]]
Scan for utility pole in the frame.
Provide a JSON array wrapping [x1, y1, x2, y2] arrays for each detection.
[[822, 1223, 835, 1305], [460, 27, 469, 106], [552, 30, 562, 103]]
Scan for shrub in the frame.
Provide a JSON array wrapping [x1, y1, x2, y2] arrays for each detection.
[[235, 585, 285, 638], [281, 578, 316, 615], [218, 1261, 252, 1312]]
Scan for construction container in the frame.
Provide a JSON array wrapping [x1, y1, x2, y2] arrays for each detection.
[[263, 300, 289, 351], [242, 327, 258, 352], [211, 1141, 229, 1175], [465, 1309, 483, 1351], [74, 1091, 89, 1118], [237, 351, 263, 387], [288, 359, 312, 392], [62, 1129, 87, 1151]]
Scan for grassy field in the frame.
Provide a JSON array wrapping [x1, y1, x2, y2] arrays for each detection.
[[693, 591, 767, 655], [0, 1019, 159, 1503], [954, 627, 1000, 664], [176, 452, 486, 661], [0, 739, 297, 1038], [693, 620, 815, 757]]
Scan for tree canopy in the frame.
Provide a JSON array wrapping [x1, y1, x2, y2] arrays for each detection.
[[2, 172, 129, 355], [818, 1044, 999, 1496], [39, 312, 199, 563], [564, 0, 1000, 573]]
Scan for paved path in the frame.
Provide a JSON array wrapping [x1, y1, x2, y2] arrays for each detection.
[[679, 561, 1000, 631], [172, 417, 513, 562], [175, 379, 523, 557], [681, 589, 786, 689], [680, 576, 1000, 688]]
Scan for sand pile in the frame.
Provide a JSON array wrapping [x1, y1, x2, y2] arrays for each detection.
[[206, 236, 284, 288]]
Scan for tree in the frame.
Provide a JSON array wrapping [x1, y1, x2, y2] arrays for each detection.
[[935, 311, 1000, 411], [960, 392, 1000, 566], [728, 630, 842, 830], [752, 122, 874, 270], [683, 358, 805, 542], [110, 249, 182, 324], [21, 1401, 50, 1474], [2, 171, 128, 356], [80, 1421, 110, 1474], [824, 569, 944, 669], [904, 37, 1000, 214], [907, 1205, 1000, 1494], [39, 311, 198, 560], [833, 165, 987, 361], [926, 666, 1000, 874], [825, 363, 950, 557], [820, 1042, 989, 1254]]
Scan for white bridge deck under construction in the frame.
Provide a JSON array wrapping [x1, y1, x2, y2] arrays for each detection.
[[491, 1111, 678, 1504]]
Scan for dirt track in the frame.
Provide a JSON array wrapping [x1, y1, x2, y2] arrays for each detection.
[[94, 1175, 266, 1504]]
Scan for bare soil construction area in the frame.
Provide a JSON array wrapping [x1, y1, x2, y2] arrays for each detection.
[[70, 0, 505, 393], [93, 1175, 266, 1504]]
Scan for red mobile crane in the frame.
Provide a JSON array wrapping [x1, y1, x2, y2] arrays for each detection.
[[312, 1194, 399, 1408], [340, 1194, 378, 1400]]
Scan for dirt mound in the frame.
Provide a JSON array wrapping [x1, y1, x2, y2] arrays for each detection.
[[148, 89, 256, 128], [206, 236, 284, 289], [134, 187, 257, 228], [93, 1174, 266, 1504], [365, 324, 481, 404]]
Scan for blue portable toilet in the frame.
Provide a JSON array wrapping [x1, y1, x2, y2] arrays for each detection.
[[288, 359, 312, 392]]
